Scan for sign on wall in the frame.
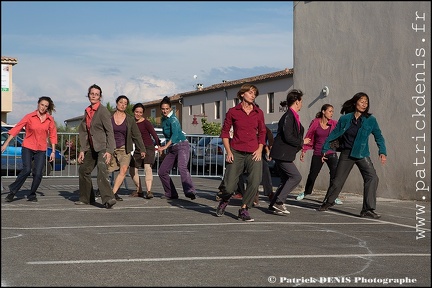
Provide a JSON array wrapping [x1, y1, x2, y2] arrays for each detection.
[[1, 64, 10, 92]]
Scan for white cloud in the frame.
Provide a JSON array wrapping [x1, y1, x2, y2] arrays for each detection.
[[5, 29, 292, 126]]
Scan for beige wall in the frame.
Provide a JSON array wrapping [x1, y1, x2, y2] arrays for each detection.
[[1, 62, 15, 123], [293, 1, 431, 200], [182, 77, 294, 134]]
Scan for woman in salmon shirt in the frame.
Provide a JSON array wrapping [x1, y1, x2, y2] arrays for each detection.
[[2, 96, 57, 202]]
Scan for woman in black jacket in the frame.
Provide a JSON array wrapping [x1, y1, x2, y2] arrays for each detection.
[[269, 89, 310, 215]]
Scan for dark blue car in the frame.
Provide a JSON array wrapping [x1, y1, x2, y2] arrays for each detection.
[[1, 126, 67, 176]]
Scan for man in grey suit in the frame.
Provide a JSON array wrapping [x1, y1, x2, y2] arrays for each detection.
[[76, 84, 117, 209]]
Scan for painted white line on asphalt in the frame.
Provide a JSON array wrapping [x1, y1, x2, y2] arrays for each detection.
[[26, 253, 431, 265], [0, 221, 412, 230]]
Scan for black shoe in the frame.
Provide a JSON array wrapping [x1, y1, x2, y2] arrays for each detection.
[[27, 196, 38, 202], [114, 194, 123, 201], [360, 210, 381, 219], [317, 202, 332, 211], [5, 193, 15, 202], [185, 192, 196, 200], [105, 198, 117, 209]]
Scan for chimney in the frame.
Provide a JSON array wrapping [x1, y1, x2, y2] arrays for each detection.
[[196, 83, 203, 90]]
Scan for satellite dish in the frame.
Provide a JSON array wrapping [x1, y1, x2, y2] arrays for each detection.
[[193, 75, 198, 79]]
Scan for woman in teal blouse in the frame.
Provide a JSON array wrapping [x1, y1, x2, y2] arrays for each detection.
[[318, 92, 387, 219], [157, 96, 196, 200]]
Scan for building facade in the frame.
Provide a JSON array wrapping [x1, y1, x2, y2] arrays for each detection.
[[141, 69, 294, 134], [1, 56, 18, 124], [293, 1, 431, 201]]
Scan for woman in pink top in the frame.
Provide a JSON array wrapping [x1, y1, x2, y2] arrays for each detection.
[[297, 104, 342, 204], [2, 96, 57, 202]]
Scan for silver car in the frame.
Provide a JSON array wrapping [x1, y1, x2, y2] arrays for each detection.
[[190, 136, 213, 171]]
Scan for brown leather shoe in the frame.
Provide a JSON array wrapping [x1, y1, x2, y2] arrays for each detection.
[[145, 191, 154, 199], [130, 191, 144, 197]]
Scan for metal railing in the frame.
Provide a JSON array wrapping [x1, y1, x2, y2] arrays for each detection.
[[1, 132, 225, 179]]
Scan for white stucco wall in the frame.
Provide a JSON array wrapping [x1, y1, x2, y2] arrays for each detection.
[[293, 1, 431, 200], [182, 77, 294, 134]]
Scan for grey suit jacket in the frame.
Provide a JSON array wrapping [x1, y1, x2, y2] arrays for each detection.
[[79, 104, 115, 154]]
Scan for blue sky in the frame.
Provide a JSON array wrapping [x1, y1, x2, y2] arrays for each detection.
[[1, 1, 293, 125]]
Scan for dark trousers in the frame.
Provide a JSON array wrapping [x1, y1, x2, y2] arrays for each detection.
[[270, 160, 302, 206], [261, 159, 273, 196], [304, 153, 338, 195], [158, 141, 195, 197], [78, 149, 114, 205], [9, 147, 45, 197], [220, 149, 262, 209], [218, 173, 246, 194], [323, 149, 379, 212]]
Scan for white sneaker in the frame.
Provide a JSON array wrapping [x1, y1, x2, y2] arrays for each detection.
[[296, 192, 305, 201], [273, 203, 290, 214]]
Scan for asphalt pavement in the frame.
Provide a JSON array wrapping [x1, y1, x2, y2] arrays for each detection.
[[1, 175, 431, 287]]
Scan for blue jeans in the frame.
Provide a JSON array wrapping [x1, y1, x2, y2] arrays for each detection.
[[158, 141, 195, 197], [9, 147, 46, 197], [324, 149, 379, 212]]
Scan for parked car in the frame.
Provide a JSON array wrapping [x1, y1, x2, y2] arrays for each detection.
[[204, 137, 225, 173], [153, 127, 189, 161], [189, 135, 212, 171], [1, 126, 67, 176]]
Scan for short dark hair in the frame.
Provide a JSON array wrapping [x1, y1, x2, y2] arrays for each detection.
[[237, 83, 259, 100], [87, 84, 102, 98], [132, 103, 145, 112], [116, 95, 129, 105]]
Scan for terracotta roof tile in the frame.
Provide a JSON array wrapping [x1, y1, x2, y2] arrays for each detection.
[[142, 68, 293, 107], [1, 56, 18, 64], [180, 68, 293, 96]]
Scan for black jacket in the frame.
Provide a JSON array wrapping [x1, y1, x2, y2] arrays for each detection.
[[270, 108, 304, 162]]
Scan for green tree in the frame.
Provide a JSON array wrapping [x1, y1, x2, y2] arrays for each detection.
[[201, 118, 221, 135], [148, 116, 159, 128]]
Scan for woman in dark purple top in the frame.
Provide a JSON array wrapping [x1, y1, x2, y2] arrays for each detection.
[[129, 103, 160, 199], [108, 96, 146, 201]]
